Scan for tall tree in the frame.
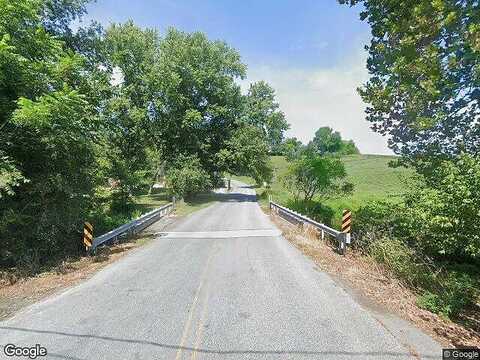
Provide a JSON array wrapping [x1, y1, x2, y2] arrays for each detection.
[[340, 0, 480, 170], [103, 22, 160, 201], [217, 124, 273, 184], [244, 81, 290, 153], [150, 28, 247, 176], [0, 0, 104, 267], [308, 127, 359, 155]]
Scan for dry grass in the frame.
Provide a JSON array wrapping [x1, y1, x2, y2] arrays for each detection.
[[271, 212, 480, 348]]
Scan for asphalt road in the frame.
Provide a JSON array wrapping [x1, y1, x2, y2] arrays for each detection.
[[0, 181, 441, 359]]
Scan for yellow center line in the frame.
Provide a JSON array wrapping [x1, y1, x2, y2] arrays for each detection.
[[191, 284, 210, 360], [175, 244, 216, 360]]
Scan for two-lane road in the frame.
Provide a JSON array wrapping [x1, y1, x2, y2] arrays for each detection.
[[0, 181, 441, 359]]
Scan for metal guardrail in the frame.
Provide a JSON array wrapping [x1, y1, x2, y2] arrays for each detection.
[[269, 201, 350, 254], [91, 202, 174, 251]]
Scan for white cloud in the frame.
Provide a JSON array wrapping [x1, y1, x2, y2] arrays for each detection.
[[240, 50, 393, 155]]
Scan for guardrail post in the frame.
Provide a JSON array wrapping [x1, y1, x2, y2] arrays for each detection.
[[338, 233, 346, 255], [345, 233, 351, 245]]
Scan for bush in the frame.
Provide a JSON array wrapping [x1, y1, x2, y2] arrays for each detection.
[[286, 199, 334, 226], [402, 155, 480, 260], [417, 271, 479, 318], [367, 236, 434, 287], [283, 154, 350, 202], [165, 155, 212, 199], [355, 200, 480, 318]]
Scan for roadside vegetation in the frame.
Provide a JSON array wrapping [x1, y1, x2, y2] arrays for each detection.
[[241, 0, 480, 327], [0, 0, 478, 337], [0, 0, 286, 276]]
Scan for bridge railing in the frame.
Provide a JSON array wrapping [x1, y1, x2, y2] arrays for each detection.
[[91, 202, 174, 251], [269, 201, 350, 254]]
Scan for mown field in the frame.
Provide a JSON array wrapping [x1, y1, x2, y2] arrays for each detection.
[[233, 155, 414, 227]]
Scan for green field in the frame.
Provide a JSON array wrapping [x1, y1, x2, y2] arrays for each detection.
[[135, 155, 413, 227], [233, 155, 413, 226]]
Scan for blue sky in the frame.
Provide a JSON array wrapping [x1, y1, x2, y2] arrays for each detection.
[[81, 0, 392, 154]]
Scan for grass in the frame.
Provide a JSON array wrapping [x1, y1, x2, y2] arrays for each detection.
[[233, 155, 414, 227], [324, 154, 413, 223], [133, 189, 218, 218], [133, 192, 170, 213]]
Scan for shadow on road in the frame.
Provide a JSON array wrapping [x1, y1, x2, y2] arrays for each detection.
[[0, 326, 437, 359]]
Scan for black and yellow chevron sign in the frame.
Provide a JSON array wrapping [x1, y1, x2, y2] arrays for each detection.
[[83, 222, 93, 249], [341, 210, 352, 233]]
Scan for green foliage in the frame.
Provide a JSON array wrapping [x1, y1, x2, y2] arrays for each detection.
[[0, 1, 276, 271], [367, 235, 478, 318], [340, 0, 480, 166], [417, 270, 478, 319], [308, 127, 359, 156], [283, 154, 351, 202], [218, 124, 273, 184], [367, 236, 432, 286], [356, 154, 480, 261], [0, 153, 25, 198], [165, 156, 212, 199], [279, 137, 305, 160], [354, 160, 480, 318], [0, 88, 96, 267], [285, 199, 335, 226], [339, 140, 360, 155], [406, 154, 480, 259], [244, 81, 290, 154], [151, 28, 247, 177]]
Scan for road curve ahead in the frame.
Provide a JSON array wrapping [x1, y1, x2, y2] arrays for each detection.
[[0, 181, 441, 359]]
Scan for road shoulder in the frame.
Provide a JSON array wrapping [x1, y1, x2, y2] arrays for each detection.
[[269, 213, 452, 356]]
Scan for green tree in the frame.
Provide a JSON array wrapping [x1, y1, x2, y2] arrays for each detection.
[[308, 127, 359, 155], [0, 0, 106, 268], [404, 154, 480, 260], [217, 125, 273, 184], [281, 137, 305, 160], [283, 155, 352, 202], [1, 89, 97, 267], [102, 22, 160, 204], [340, 139, 360, 155], [150, 28, 247, 177], [244, 81, 290, 154], [308, 127, 342, 154], [340, 0, 480, 169]]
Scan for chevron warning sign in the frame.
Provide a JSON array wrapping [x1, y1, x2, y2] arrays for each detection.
[[341, 210, 352, 233], [83, 222, 93, 250]]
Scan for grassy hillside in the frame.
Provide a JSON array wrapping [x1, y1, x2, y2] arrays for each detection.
[[233, 155, 414, 227]]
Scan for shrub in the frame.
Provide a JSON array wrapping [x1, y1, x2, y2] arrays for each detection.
[[165, 155, 212, 199], [283, 154, 351, 202], [417, 271, 479, 318], [402, 155, 480, 261], [355, 200, 480, 318], [367, 236, 434, 287], [286, 199, 334, 226]]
